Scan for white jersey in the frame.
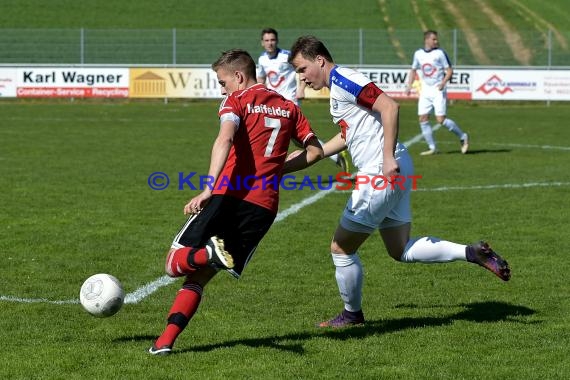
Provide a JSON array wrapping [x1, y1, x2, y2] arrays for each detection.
[[329, 65, 405, 174], [410, 48, 451, 88], [257, 49, 298, 104]]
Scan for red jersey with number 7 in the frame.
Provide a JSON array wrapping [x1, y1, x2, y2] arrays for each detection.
[[213, 83, 315, 213]]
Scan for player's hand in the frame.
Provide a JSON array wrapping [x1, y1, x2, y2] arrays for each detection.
[[184, 190, 212, 215], [382, 157, 400, 179]]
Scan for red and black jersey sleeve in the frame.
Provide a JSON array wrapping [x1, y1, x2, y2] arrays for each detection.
[[356, 82, 384, 110]]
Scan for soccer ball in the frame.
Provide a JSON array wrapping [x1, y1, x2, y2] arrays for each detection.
[[79, 273, 125, 317]]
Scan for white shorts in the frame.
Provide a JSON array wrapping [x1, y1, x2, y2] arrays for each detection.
[[340, 145, 414, 234], [418, 86, 447, 116]]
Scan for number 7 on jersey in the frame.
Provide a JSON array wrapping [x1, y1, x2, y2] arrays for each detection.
[[264, 117, 282, 157]]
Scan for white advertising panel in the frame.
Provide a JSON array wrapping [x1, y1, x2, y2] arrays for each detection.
[[16, 68, 130, 98], [357, 68, 473, 100], [472, 69, 570, 101], [1, 66, 568, 101], [0, 68, 17, 97], [542, 72, 570, 100]]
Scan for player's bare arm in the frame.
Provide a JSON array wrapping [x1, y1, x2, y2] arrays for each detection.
[[282, 136, 324, 174], [321, 133, 347, 158], [372, 93, 400, 176], [184, 121, 236, 215]]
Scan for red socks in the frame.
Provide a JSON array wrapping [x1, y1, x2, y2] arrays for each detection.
[[165, 247, 209, 277], [154, 282, 203, 349]]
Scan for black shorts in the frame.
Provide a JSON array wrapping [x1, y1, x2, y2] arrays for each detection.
[[171, 195, 276, 278]]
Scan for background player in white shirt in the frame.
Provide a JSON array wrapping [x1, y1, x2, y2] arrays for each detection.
[[288, 35, 510, 328], [257, 28, 351, 172], [406, 30, 469, 156]]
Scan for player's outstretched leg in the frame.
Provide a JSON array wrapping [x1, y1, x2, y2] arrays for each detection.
[[466, 241, 511, 281], [149, 281, 205, 356], [165, 236, 233, 277], [205, 236, 234, 269]]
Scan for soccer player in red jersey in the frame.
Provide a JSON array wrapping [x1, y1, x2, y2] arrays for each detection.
[[149, 49, 323, 355]]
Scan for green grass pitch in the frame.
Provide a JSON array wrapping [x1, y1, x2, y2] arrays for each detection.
[[1, 0, 570, 378], [0, 99, 569, 379]]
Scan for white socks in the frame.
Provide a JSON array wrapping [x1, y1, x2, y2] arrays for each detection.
[[442, 118, 465, 139], [331, 253, 363, 312], [420, 119, 466, 149], [420, 121, 436, 150], [401, 237, 467, 263]]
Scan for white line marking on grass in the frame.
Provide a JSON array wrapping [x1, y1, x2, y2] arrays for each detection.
[[437, 140, 570, 151], [490, 143, 570, 151], [0, 295, 79, 304], [415, 181, 570, 192], [124, 275, 176, 304]]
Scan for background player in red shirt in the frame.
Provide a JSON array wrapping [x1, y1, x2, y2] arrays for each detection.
[[149, 49, 323, 355]]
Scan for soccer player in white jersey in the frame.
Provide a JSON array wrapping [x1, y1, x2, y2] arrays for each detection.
[[288, 36, 510, 328], [257, 28, 351, 173], [406, 30, 469, 156]]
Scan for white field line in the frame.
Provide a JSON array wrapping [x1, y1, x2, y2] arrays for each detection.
[[436, 140, 570, 151], [415, 181, 570, 192], [0, 295, 79, 305], [487, 142, 570, 151]]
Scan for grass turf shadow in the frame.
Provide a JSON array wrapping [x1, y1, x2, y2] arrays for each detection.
[[172, 301, 535, 354]]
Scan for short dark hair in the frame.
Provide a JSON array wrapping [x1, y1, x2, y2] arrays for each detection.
[[424, 30, 438, 39], [211, 49, 256, 79], [261, 28, 278, 40], [288, 35, 334, 64]]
